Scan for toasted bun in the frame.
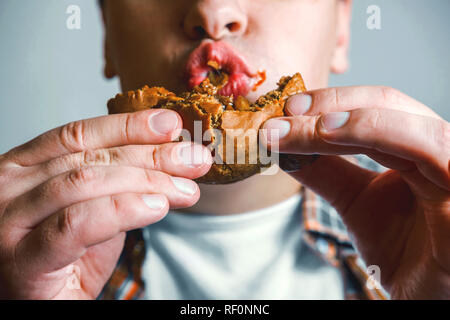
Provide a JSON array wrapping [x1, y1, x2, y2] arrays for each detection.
[[107, 73, 310, 184]]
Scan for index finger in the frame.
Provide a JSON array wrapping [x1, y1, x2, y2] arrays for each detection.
[[285, 86, 442, 119], [5, 109, 182, 166]]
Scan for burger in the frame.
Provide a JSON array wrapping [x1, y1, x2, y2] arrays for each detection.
[[107, 70, 316, 184]]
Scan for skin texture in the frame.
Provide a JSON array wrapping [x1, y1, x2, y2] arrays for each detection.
[[0, 0, 447, 300]]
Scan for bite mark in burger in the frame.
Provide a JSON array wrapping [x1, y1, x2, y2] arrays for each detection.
[[107, 72, 314, 184], [186, 40, 264, 99]]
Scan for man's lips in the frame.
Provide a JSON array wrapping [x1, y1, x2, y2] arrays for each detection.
[[185, 40, 258, 98]]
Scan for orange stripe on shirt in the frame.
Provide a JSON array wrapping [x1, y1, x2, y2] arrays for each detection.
[[123, 281, 139, 300]]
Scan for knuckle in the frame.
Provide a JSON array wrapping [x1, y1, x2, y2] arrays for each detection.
[[350, 109, 382, 150], [55, 207, 78, 243], [39, 217, 59, 246], [41, 158, 59, 177], [38, 177, 61, 201], [121, 114, 133, 143], [331, 87, 340, 107], [108, 148, 121, 164], [110, 196, 122, 214], [144, 169, 165, 187], [39, 206, 79, 248], [311, 116, 321, 141], [355, 108, 381, 132], [367, 108, 382, 131], [379, 86, 400, 105], [149, 147, 159, 169], [144, 169, 156, 185], [82, 149, 114, 166], [66, 167, 98, 191], [43, 156, 72, 176], [58, 121, 87, 153], [108, 196, 122, 232]]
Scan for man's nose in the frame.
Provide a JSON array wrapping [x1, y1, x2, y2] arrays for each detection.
[[183, 0, 248, 40]]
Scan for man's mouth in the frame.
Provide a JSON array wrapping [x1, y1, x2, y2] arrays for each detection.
[[185, 40, 263, 98]]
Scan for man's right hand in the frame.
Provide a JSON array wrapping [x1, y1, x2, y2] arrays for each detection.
[[0, 109, 212, 299]]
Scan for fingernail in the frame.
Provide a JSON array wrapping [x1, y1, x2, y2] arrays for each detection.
[[286, 94, 312, 115], [320, 112, 350, 132], [142, 194, 166, 210], [171, 177, 197, 196], [148, 110, 179, 136], [262, 119, 291, 144], [177, 143, 210, 168]]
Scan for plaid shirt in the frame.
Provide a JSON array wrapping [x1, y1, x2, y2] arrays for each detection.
[[98, 155, 389, 300]]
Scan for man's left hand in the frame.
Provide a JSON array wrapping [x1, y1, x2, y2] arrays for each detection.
[[262, 86, 450, 299]]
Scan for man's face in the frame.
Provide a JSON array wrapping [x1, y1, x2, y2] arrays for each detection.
[[102, 0, 351, 101]]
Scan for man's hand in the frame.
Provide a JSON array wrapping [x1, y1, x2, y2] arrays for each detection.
[[0, 109, 212, 299], [262, 86, 450, 299]]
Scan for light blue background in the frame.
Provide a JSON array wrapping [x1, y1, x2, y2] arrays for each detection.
[[0, 0, 449, 153]]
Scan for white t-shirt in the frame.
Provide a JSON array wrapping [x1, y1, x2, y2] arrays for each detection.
[[142, 193, 344, 299]]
